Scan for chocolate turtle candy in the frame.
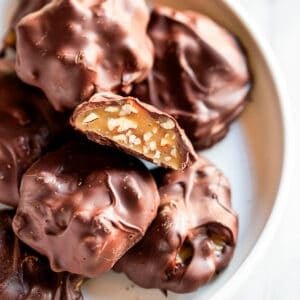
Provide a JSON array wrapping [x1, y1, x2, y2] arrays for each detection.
[[71, 92, 197, 170], [115, 157, 238, 293], [0, 59, 67, 207], [131, 5, 251, 149], [13, 141, 160, 277], [15, 0, 154, 111], [0, 210, 84, 300]]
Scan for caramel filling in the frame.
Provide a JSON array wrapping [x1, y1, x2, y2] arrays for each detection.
[[74, 98, 185, 169], [209, 233, 226, 257], [166, 242, 193, 280], [176, 244, 193, 265]]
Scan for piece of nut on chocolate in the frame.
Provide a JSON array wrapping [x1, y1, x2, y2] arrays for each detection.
[[71, 93, 197, 170]]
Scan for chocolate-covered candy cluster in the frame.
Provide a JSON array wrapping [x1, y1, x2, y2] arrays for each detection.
[[13, 141, 160, 277], [0, 210, 84, 300], [15, 0, 154, 111], [0, 59, 67, 207], [0, 0, 252, 297], [71, 93, 197, 170], [115, 157, 238, 293], [132, 6, 251, 149]]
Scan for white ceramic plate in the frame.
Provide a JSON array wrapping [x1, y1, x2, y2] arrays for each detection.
[[0, 0, 292, 299]]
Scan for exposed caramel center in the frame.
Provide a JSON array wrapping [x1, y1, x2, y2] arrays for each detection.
[[74, 98, 184, 169], [209, 232, 226, 257], [176, 243, 193, 265]]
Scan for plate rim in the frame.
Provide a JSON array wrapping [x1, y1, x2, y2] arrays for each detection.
[[212, 1, 294, 299]]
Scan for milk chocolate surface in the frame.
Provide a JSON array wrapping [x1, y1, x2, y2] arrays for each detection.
[[13, 141, 160, 277], [71, 92, 197, 170], [0, 59, 66, 207], [115, 157, 238, 293], [0, 210, 84, 300], [131, 6, 251, 149], [15, 0, 154, 111]]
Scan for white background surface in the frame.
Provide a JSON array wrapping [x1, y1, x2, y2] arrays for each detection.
[[234, 0, 299, 299]]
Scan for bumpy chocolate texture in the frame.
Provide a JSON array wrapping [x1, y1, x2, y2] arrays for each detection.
[[3, 0, 51, 49], [0, 210, 84, 300], [71, 92, 197, 170], [115, 157, 238, 293], [13, 141, 160, 278], [0, 59, 66, 208], [15, 0, 154, 111], [131, 5, 251, 150]]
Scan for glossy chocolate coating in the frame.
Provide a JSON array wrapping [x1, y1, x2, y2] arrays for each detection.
[[115, 157, 238, 293], [15, 0, 154, 111], [131, 6, 251, 149], [13, 141, 160, 277], [0, 59, 66, 207], [0, 210, 84, 300]]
